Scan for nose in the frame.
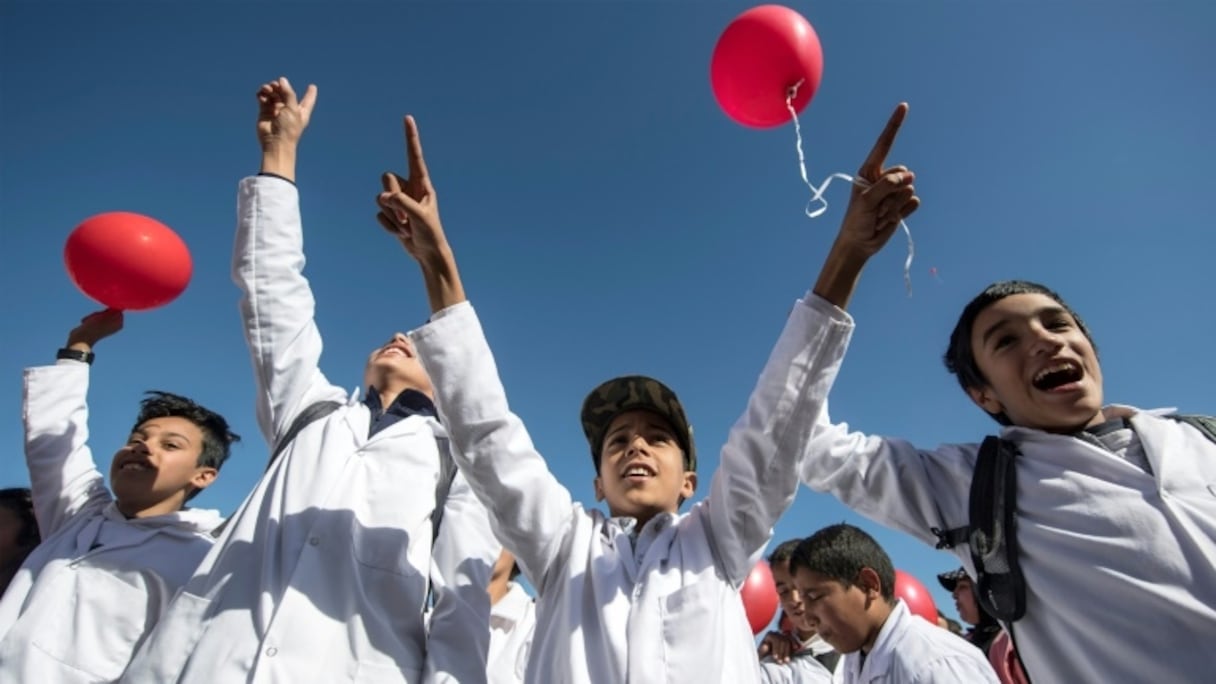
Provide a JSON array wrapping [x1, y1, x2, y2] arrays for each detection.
[[130, 439, 149, 455], [626, 434, 649, 456], [1028, 322, 1064, 356]]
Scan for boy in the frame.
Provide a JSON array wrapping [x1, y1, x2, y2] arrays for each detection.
[[486, 549, 535, 684], [1, 309, 236, 682], [789, 524, 998, 683], [374, 102, 917, 682], [796, 104, 1216, 681], [122, 77, 498, 684], [758, 540, 836, 684]]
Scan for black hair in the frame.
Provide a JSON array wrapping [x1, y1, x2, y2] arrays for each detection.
[[509, 562, 522, 582], [789, 524, 895, 602], [0, 487, 39, 549], [767, 538, 803, 567], [132, 391, 240, 501], [944, 280, 1096, 425]]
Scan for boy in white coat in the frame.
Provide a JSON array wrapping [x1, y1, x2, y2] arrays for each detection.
[[1, 309, 236, 683], [795, 103, 1216, 682], [372, 102, 915, 683], [789, 524, 998, 684], [486, 549, 535, 684], [121, 78, 499, 684]]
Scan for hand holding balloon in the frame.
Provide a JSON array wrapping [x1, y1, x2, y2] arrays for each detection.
[[66, 309, 124, 353]]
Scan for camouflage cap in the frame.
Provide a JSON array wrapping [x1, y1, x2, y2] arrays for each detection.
[[580, 375, 696, 472]]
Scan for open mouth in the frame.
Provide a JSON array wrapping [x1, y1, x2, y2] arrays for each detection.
[[622, 463, 657, 481], [1032, 360, 1083, 391], [378, 346, 408, 358], [118, 460, 154, 474]]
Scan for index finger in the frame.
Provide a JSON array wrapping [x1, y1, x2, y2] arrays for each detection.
[[404, 115, 430, 181], [858, 102, 908, 178]]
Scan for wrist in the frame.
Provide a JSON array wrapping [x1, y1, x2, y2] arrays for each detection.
[[57, 347, 95, 365], [259, 143, 298, 181]]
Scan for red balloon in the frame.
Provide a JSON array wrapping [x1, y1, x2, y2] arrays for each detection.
[[741, 560, 780, 635], [894, 569, 938, 624], [711, 5, 824, 128], [64, 212, 192, 311]]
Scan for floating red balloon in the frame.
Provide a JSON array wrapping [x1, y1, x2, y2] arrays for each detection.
[[894, 569, 938, 624], [64, 212, 192, 311], [741, 560, 780, 634], [710, 5, 824, 128]]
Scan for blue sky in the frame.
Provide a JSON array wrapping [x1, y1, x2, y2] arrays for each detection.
[[2, 0, 1213, 626]]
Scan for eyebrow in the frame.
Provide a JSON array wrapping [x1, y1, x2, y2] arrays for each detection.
[[133, 427, 194, 445], [979, 304, 1071, 347]]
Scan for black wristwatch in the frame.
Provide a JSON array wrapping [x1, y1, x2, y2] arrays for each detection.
[[57, 348, 95, 365]]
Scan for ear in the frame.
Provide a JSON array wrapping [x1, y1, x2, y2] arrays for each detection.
[[856, 567, 883, 600], [190, 466, 218, 492], [680, 471, 697, 501], [966, 384, 1003, 416], [593, 476, 605, 502]]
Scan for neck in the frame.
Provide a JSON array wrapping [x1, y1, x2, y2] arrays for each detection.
[[795, 627, 816, 641], [860, 601, 895, 654], [116, 495, 184, 519], [488, 578, 511, 606]]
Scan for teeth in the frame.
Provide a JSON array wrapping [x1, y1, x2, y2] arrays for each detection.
[[1034, 362, 1076, 383], [625, 467, 652, 477]]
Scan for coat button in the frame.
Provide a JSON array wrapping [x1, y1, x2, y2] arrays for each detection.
[[309, 536, 320, 546], [265, 647, 278, 657]]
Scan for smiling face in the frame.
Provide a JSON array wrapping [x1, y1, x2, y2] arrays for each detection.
[[109, 417, 217, 517], [966, 293, 1105, 432], [364, 333, 433, 398], [593, 409, 696, 527]]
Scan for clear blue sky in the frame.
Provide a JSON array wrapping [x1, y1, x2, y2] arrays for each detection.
[[2, 1, 1213, 626]]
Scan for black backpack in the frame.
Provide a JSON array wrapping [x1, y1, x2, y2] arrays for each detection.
[[931, 414, 1216, 623]]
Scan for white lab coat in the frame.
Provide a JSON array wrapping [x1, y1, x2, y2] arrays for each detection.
[[797, 294, 1216, 683], [410, 294, 847, 684], [758, 632, 837, 684], [839, 601, 998, 684], [0, 361, 223, 683], [487, 583, 535, 684], [120, 176, 498, 684]]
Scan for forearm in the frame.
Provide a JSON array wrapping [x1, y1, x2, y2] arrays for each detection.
[[812, 238, 869, 310], [420, 246, 466, 314]]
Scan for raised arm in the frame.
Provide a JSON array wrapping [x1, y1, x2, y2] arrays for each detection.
[[233, 77, 343, 445], [22, 310, 123, 534], [379, 116, 579, 590], [702, 104, 922, 584]]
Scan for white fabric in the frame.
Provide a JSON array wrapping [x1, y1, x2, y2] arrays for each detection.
[[797, 293, 1216, 683], [411, 294, 848, 684], [840, 601, 998, 684], [487, 582, 535, 684], [0, 362, 222, 683], [121, 175, 498, 684]]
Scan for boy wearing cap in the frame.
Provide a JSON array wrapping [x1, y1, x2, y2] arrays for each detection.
[[373, 104, 915, 682]]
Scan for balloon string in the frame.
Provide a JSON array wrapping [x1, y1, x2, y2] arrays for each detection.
[[785, 81, 915, 296]]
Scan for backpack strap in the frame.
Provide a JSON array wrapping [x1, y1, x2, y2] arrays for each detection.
[[269, 400, 344, 469], [1166, 414, 1216, 444], [211, 400, 343, 539], [968, 435, 1027, 622], [424, 436, 461, 609]]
